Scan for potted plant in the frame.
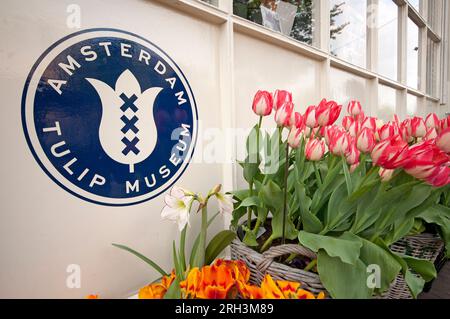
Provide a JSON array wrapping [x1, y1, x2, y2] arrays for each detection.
[[230, 90, 450, 299]]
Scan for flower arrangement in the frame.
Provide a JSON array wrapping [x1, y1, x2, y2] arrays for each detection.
[[139, 259, 325, 299], [231, 89, 450, 299]]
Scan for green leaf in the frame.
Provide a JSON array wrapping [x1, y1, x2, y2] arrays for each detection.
[[205, 230, 237, 264], [341, 157, 353, 194], [403, 256, 437, 282], [172, 241, 183, 280], [237, 196, 262, 209], [229, 189, 250, 201], [271, 208, 298, 241], [295, 182, 323, 233], [163, 277, 181, 299], [418, 205, 450, 257], [243, 229, 259, 247], [298, 231, 362, 264], [243, 156, 259, 184], [112, 243, 167, 277], [259, 180, 284, 212], [317, 250, 372, 299]]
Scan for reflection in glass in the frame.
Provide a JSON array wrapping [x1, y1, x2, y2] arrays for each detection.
[[408, 0, 420, 12], [378, 85, 396, 121], [407, 94, 419, 116], [233, 1, 314, 46], [378, 0, 398, 80], [407, 19, 419, 89], [201, 0, 218, 6], [330, 0, 366, 68]]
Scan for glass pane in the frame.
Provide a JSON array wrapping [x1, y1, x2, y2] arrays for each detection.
[[407, 94, 419, 116], [427, 38, 438, 97], [408, 0, 420, 12], [233, 0, 315, 46], [378, 85, 397, 121], [201, 0, 218, 6], [378, 0, 398, 80], [407, 18, 419, 89], [330, 0, 367, 68], [427, 0, 442, 35]]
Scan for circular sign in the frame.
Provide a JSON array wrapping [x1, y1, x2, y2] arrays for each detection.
[[22, 28, 198, 206]]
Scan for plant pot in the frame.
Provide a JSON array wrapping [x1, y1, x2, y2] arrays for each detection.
[[231, 226, 327, 295], [379, 233, 445, 299]]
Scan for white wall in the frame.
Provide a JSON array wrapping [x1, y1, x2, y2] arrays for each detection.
[[0, 0, 224, 298]]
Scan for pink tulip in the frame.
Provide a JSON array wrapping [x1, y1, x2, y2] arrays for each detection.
[[393, 114, 400, 125], [316, 99, 342, 127], [410, 117, 427, 138], [356, 127, 376, 153], [329, 131, 351, 156], [305, 138, 326, 161], [252, 90, 273, 116], [273, 90, 292, 111], [274, 101, 294, 127], [378, 123, 398, 141], [348, 120, 360, 138], [288, 126, 303, 149], [290, 112, 304, 129], [371, 135, 408, 169], [425, 113, 440, 129], [304, 105, 318, 128], [345, 142, 360, 165], [350, 163, 359, 173], [437, 127, 450, 153], [342, 116, 354, 131], [379, 168, 394, 182], [426, 165, 450, 187], [355, 111, 366, 123], [361, 116, 377, 132], [347, 100, 362, 116], [404, 141, 449, 180], [440, 116, 450, 133], [424, 128, 438, 141], [399, 121, 413, 143]]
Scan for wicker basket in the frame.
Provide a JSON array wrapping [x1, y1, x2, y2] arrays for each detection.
[[231, 233, 445, 299], [379, 233, 445, 299], [230, 239, 327, 295]]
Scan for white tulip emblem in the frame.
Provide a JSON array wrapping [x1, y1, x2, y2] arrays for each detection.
[[86, 69, 162, 173]]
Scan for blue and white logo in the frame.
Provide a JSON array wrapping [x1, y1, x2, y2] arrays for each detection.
[[22, 28, 198, 206]]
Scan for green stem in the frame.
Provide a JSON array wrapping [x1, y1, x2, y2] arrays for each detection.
[[304, 259, 317, 272], [261, 235, 274, 252], [196, 204, 208, 267], [342, 156, 353, 195], [252, 218, 262, 234], [179, 225, 187, 272], [312, 161, 322, 187], [247, 181, 254, 228], [282, 142, 289, 245]]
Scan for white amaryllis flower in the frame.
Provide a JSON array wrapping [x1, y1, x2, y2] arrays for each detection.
[[161, 186, 193, 231], [215, 192, 234, 215]]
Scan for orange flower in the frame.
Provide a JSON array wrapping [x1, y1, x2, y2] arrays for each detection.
[[139, 271, 176, 299], [180, 267, 202, 298], [237, 281, 264, 299], [214, 259, 250, 284], [86, 294, 98, 299], [260, 274, 325, 299]]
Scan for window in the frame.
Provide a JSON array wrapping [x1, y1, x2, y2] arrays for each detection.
[[233, 0, 315, 46], [407, 94, 419, 116], [330, 0, 367, 68], [407, 18, 419, 89], [378, 85, 397, 121], [428, 0, 443, 35], [408, 0, 420, 12], [378, 0, 398, 80]]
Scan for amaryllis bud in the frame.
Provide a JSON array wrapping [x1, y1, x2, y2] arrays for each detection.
[[425, 113, 440, 129], [288, 127, 303, 149], [347, 100, 362, 116], [356, 127, 376, 153], [345, 142, 360, 165], [426, 165, 450, 187], [404, 141, 449, 180], [378, 123, 398, 141], [348, 120, 360, 138], [371, 135, 408, 169], [273, 90, 293, 111], [424, 128, 438, 141], [305, 138, 325, 161], [316, 99, 342, 127], [361, 117, 377, 132], [379, 168, 394, 182], [304, 105, 318, 128], [252, 90, 273, 116], [274, 101, 294, 127], [329, 131, 351, 156], [342, 116, 354, 131], [290, 112, 304, 129], [436, 127, 450, 153], [410, 116, 427, 138]]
